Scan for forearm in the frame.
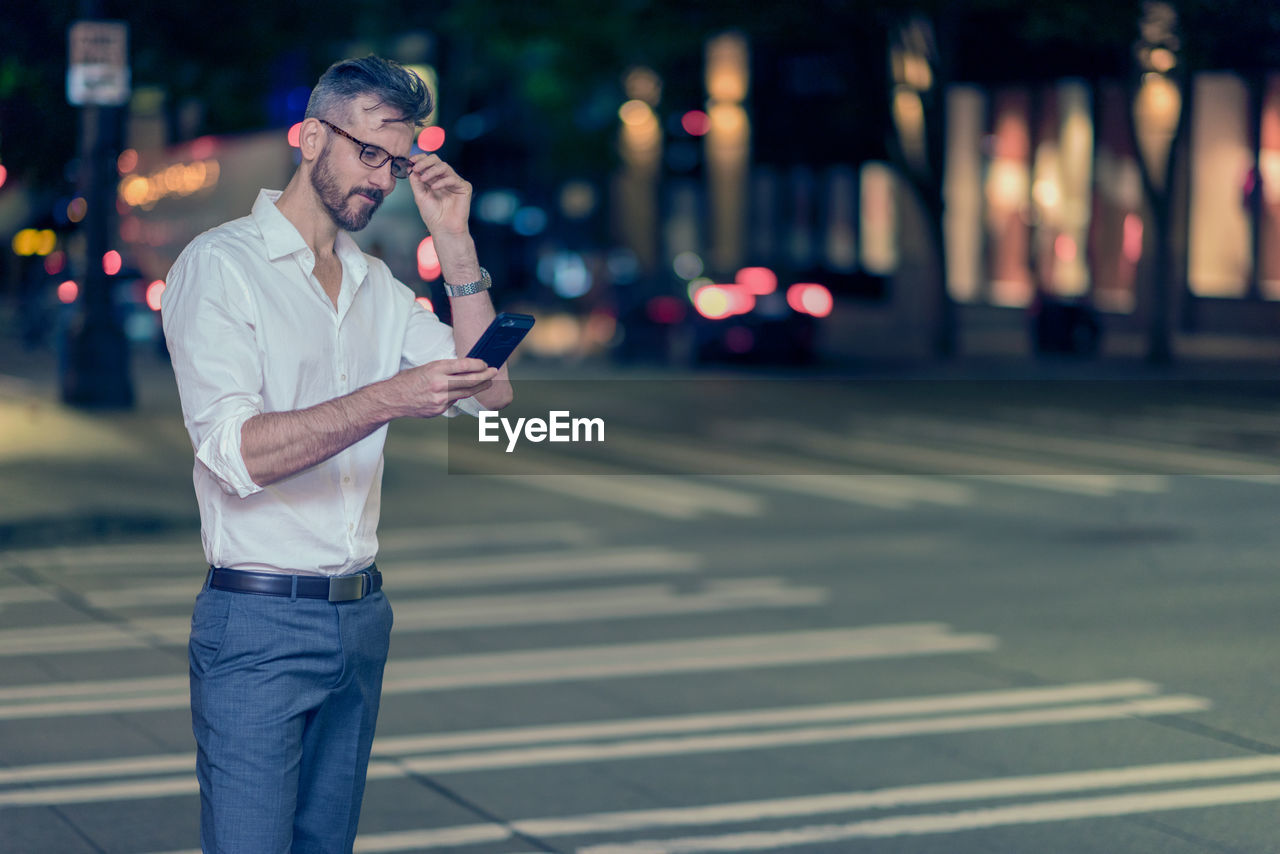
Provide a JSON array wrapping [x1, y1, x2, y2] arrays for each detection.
[[434, 232, 513, 410], [240, 380, 399, 487]]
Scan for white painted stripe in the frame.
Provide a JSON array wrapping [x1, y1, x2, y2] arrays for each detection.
[[0, 586, 59, 606], [412, 441, 764, 519], [604, 432, 975, 508], [392, 696, 1209, 775], [0, 541, 205, 572], [140, 753, 1280, 853], [961, 474, 1136, 496], [373, 679, 1162, 755], [1, 693, 1210, 809], [579, 781, 1280, 852], [741, 474, 972, 508], [0, 624, 995, 720], [903, 414, 1278, 477], [379, 625, 996, 695], [490, 474, 764, 519], [0, 775, 199, 807], [0, 680, 1155, 787], [2, 522, 594, 576], [83, 546, 702, 609], [0, 579, 821, 656], [374, 521, 596, 552]]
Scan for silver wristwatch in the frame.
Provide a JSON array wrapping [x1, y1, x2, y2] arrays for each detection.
[[443, 267, 492, 298]]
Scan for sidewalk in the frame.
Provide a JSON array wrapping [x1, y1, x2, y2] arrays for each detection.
[[0, 335, 199, 549]]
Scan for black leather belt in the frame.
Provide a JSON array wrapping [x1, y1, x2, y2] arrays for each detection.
[[208, 565, 381, 602]]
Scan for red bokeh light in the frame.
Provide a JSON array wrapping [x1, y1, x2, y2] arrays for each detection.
[[681, 110, 711, 137], [102, 250, 123, 276], [787, 283, 834, 318], [417, 236, 441, 281], [735, 266, 777, 295], [415, 296, 434, 313], [288, 122, 303, 148], [418, 126, 446, 152], [57, 280, 78, 304], [145, 280, 166, 311]]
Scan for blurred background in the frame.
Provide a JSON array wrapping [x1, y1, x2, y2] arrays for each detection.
[[4, 0, 1280, 402]]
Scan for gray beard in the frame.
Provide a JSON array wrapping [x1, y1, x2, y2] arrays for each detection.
[[311, 147, 384, 232]]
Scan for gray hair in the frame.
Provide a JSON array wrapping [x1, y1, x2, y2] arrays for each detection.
[[305, 55, 432, 126]]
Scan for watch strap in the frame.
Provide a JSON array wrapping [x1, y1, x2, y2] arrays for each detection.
[[443, 267, 492, 297]]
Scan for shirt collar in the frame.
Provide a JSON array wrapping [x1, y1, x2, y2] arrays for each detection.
[[252, 189, 307, 261], [251, 188, 369, 284]]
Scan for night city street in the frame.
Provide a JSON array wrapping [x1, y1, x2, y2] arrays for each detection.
[[6, 1, 1280, 852]]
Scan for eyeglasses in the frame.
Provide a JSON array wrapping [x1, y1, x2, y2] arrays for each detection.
[[318, 119, 414, 179]]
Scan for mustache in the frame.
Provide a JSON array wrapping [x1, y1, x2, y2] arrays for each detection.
[[352, 187, 384, 205]]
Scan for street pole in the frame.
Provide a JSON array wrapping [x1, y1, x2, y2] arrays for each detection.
[[61, 16, 133, 408]]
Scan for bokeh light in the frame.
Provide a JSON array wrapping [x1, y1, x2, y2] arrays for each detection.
[[145, 280, 166, 311], [417, 236, 441, 281], [681, 110, 711, 137], [418, 126, 446, 152]]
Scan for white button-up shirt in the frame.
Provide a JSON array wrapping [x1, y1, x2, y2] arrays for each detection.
[[163, 189, 469, 576]]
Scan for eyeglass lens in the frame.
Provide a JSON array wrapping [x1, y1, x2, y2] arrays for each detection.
[[358, 146, 412, 179]]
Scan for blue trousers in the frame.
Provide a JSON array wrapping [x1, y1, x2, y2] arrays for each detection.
[[189, 580, 394, 854]]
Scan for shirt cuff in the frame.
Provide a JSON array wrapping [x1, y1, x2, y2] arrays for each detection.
[[194, 407, 263, 498], [446, 396, 485, 418]]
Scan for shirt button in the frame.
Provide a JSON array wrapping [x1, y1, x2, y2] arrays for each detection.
[[343, 476, 351, 484], [340, 374, 347, 382]]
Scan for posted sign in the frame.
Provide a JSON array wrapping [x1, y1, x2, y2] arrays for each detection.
[[67, 20, 130, 107]]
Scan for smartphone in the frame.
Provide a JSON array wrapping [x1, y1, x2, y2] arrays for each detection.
[[466, 312, 535, 368]]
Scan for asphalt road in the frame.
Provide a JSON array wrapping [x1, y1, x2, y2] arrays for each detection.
[[4, 367, 1280, 853]]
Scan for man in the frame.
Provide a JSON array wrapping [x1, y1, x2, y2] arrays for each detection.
[[161, 56, 512, 853]]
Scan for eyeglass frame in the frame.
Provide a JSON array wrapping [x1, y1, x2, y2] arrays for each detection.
[[316, 119, 415, 179]]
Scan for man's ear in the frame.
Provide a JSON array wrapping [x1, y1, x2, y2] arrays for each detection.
[[298, 117, 327, 163]]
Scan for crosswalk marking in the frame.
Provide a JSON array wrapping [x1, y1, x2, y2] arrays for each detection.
[[134, 754, 1280, 853], [0, 522, 598, 578], [868, 413, 1278, 476], [409, 440, 765, 519], [0, 578, 825, 656], [0, 680, 1165, 787], [0, 680, 1207, 809], [81, 546, 703, 609], [580, 782, 1280, 853], [0, 624, 996, 720]]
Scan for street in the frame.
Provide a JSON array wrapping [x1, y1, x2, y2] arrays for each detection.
[[3, 362, 1280, 853]]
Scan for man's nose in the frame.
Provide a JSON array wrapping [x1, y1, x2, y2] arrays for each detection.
[[371, 163, 397, 191]]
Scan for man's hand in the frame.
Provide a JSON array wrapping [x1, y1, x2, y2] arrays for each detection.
[[393, 357, 497, 419], [408, 154, 472, 236]]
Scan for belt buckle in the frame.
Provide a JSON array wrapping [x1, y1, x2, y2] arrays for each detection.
[[327, 573, 366, 602]]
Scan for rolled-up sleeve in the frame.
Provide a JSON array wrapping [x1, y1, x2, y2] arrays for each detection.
[[399, 295, 484, 418], [161, 244, 265, 497]]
